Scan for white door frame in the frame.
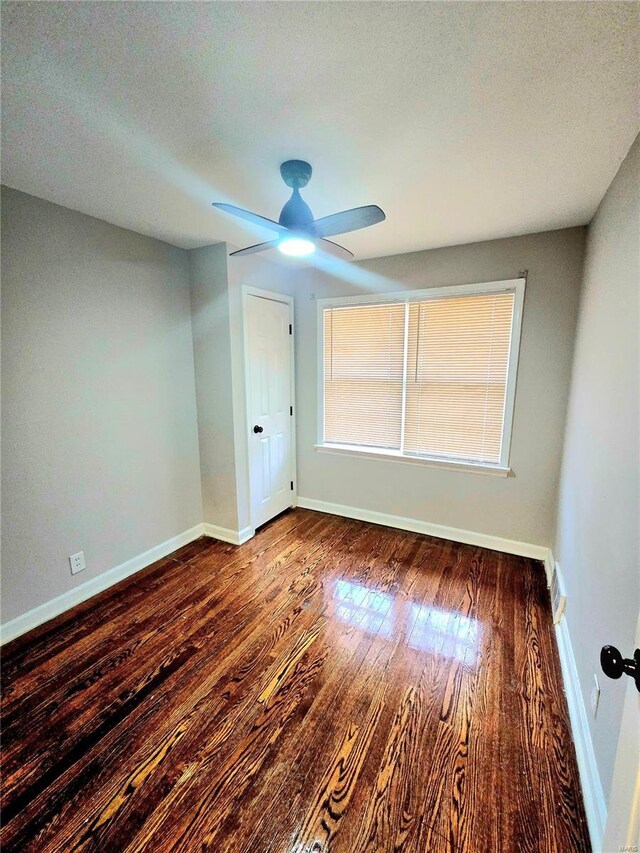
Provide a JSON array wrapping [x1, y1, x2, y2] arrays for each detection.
[[242, 286, 297, 531]]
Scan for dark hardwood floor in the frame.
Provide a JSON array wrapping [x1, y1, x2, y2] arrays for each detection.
[[1, 509, 590, 852]]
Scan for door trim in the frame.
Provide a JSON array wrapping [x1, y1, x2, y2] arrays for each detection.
[[555, 607, 607, 849], [242, 286, 297, 531]]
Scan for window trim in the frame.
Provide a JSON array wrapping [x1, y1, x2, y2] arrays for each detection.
[[316, 277, 525, 472]]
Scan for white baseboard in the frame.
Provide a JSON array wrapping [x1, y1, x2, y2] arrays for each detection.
[[544, 550, 555, 588], [555, 613, 607, 851], [202, 523, 255, 546], [237, 526, 255, 545], [297, 496, 551, 562], [0, 523, 205, 646]]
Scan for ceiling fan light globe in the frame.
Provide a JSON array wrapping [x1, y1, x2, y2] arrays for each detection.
[[278, 236, 316, 257]]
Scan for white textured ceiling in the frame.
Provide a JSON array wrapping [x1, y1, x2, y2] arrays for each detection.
[[2, 2, 638, 258]]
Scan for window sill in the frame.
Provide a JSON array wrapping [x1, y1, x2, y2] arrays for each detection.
[[313, 444, 512, 477]]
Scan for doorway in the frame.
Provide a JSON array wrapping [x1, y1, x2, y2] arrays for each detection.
[[243, 287, 296, 530], [602, 612, 640, 851]]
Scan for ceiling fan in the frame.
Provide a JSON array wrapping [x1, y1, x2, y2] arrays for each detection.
[[212, 160, 385, 260]]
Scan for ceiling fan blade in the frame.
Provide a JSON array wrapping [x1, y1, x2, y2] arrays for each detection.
[[229, 240, 279, 257], [317, 238, 354, 260], [313, 205, 385, 238], [212, 203, 287, 234]]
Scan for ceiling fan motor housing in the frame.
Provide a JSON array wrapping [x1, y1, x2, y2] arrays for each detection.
[[278, 188, 315, 235]]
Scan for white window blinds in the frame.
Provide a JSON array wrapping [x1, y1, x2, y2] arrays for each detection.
[[322, 288, 518, 466], [405, 292, 515, 463], [323, 303, 406, 449]]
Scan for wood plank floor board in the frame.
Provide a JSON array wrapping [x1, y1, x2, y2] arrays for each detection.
[[3, 514, 375, 850], [128, 525, 422, 853], [245, 535, 443, 853], [2, 515, 352, 850], [2, 535, 225, 684], [0, 509, 591, 852], [2, 512, 330, 764]]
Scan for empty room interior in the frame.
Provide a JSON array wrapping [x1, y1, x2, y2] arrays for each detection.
[[1, 3, 639, 852]]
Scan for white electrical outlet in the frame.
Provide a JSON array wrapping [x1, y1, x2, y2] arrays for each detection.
[[590, 673, 601, 719], [69, 551, 86, 575]]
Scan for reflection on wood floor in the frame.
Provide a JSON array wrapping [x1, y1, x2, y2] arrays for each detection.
[[0, 509, 590, 852]]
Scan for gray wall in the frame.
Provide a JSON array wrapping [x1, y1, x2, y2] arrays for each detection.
[[188, 244, 296, 534], [294, 228, 586, 547], [1, 187, 202, 623], [554, 135, 639, 802], [188, 243, 239, 530]]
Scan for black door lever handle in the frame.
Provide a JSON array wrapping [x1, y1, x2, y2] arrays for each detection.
[[253, 425, 264, 434], [600, 645, 640, 693]]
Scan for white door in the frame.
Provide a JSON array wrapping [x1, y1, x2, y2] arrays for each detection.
[[245, 292, 294, 529], [602, 612, 640, 852]]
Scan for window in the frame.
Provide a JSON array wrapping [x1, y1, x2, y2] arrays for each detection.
[[318, 279, 524, 473]]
